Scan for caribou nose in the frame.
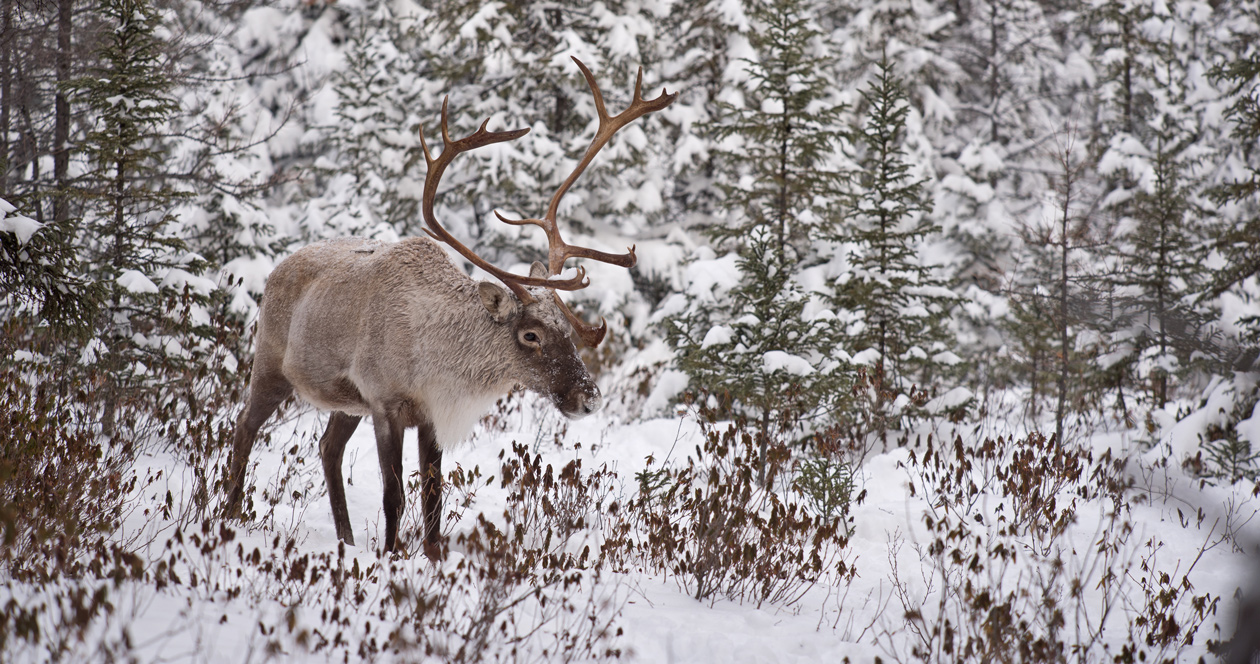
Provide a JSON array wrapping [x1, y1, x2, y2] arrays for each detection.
[[576, 386, 602, 417]]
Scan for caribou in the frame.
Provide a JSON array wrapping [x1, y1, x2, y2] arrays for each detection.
[[223, 58, 675, 559]]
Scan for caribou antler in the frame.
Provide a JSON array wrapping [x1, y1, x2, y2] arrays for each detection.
[[420, 58, 677, 346], [420, 100, 574, 304]]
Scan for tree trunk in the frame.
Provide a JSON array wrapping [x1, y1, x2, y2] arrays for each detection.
[[1, 0, 12, 195], [758, 408, 771, 488], [1056, 176, 1070, 446], [777, 110, 789, 263], [54, 0, 72, 224], [988, 0, 999, 144]]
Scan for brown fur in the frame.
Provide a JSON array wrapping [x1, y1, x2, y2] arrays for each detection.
[[224, 237, 600, 558]]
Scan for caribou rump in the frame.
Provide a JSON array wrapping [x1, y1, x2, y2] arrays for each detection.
[[223, 58, 675, 559]]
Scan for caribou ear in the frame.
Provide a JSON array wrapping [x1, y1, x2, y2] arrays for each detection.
[[478, 281, 518, 323], [529, 261, 549, 280]]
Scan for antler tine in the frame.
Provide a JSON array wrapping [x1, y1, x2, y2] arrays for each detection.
[[493, 210, 547, 230], [543, 57, 677, 236], [554, 291, 608, 348], [425, 63, 674, 347]]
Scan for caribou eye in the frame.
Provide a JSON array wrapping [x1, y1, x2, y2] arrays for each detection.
[[523, 332, 539, 344]]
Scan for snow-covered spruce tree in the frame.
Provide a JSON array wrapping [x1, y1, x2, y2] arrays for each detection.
[[826, 0, 1018, 402], [172, 2, 281, 248], [1002, 275, 1058, 420], [654, 0, 752, 228], [664, 0, 850, 481], [0, 198, 99, 346], [1006, 131, 1103, 443], [833, 57, 956, 403], [69, 0, 218, 432], [935, 0, 1077, 402], [1209, 51, 1260, 350], [164, 0, 298, 323], [1089, 0, 1222, 411], [1084, 0, 1160, 140], [1186, 31, 1260, 481], [937, 0, 1070, 291], [309, 2, 428, 241], [701, 0, 849, 263], [1110, 126, 1208, 409]]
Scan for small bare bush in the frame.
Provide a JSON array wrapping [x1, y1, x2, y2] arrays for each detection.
[[631, 406, 856, 605], [0, 364, 149, 660], [370, 440, 627, 662], [878, 431, 1225, 663]]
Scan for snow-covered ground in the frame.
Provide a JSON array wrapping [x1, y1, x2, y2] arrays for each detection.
[[15, 381, 1244, 663]]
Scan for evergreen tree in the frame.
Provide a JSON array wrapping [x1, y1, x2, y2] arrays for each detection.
[[940, 0, 1065, 289], [1085, 0, 1160, 140], [169, 0, 293, 318], [664, 0, 851, 480], [668, 229, 847, 480], [1112, 126, 1207, 408], [69, 0, 217, 431], [1089, 0, 1220, 408], [0, 197, 97, 343], [834, 58, 955, 397], [1002, 284, 1058, 420], [826, 0, 1004, 403], [311, 3, 427, 240], [655, 0, 751, 230], [706, 0, 848, 265], [1007, 133, 1103, 442], [1209, 52, 1260, 349]]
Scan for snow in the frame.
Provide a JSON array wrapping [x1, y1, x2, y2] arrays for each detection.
[[761, 350, 815, 376], [898, 304, 929, 317], [1241, 397, 1260, 450], [925, 386, 973, 413], [159, 268, 218, 296], [957, 141, 1004, 175], [117, 269, 160, 294], [701, 324, 734, 348], [851, 348, 881, 366], [0, 198, 43, 245], [680, 251, 741, 304], [19, 366, 1244, 664], [222, 254, 275, 295], [642, 368, 690, 416], [717, 0, 751, 31]]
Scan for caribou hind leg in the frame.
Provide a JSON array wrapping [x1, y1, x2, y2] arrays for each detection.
[[318, 412, 362, 546], [225, 370, 293, 517], [417, 422, 445, 561], [372, 406, 407, 553]]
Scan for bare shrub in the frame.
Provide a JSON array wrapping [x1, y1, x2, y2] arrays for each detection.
[[631, 405, 856, 605], [0, 364, 148, 659], [877, 431, 1225, 663], [365, 439, 627, 662]]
